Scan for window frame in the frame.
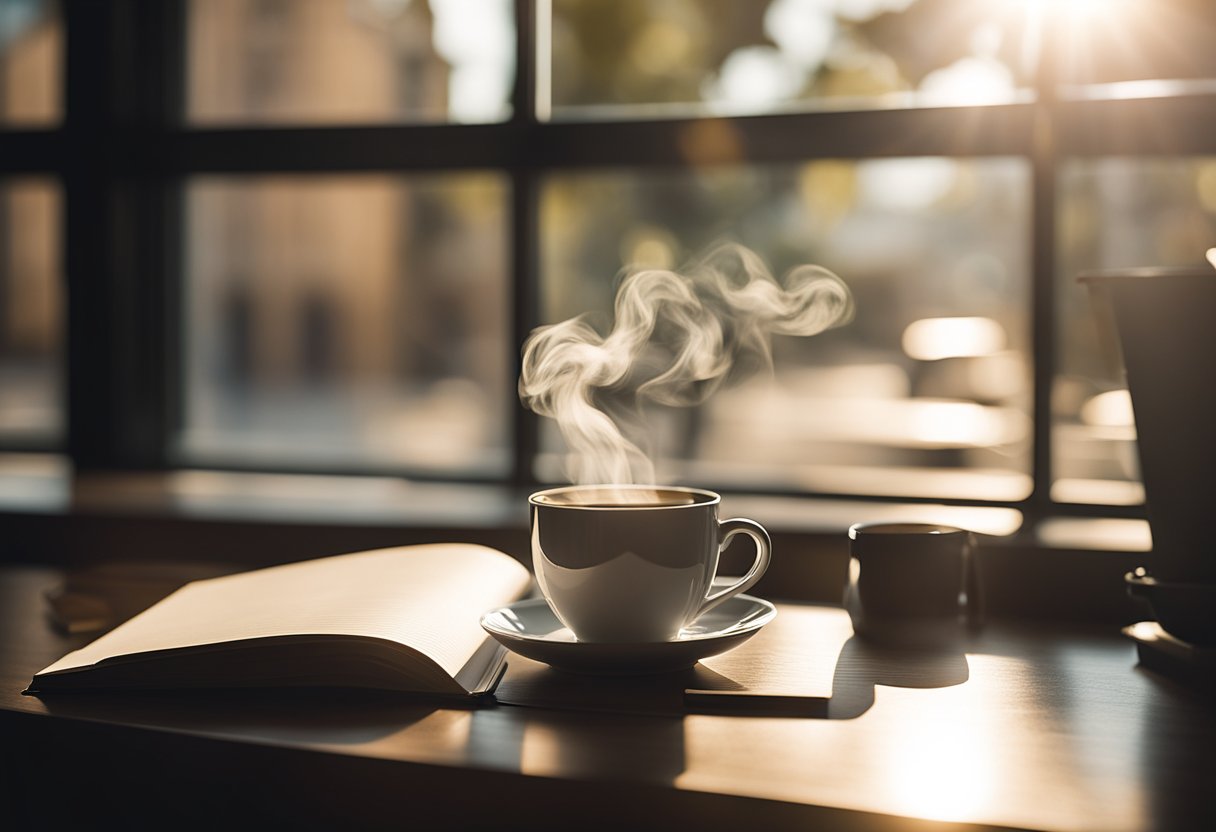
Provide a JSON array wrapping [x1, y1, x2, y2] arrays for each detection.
[[4, 0, 1216, 525]]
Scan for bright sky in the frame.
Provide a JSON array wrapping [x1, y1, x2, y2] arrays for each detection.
[[429, 0, 515, 122]]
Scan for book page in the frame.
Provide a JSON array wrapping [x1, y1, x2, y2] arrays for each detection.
[[39, 544, 532, 680]]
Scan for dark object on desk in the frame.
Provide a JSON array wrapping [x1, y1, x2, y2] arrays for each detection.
[[683, 688, 828, 718], [827, 635, 970, 720], [843, 521, 981, 647], [1124, 620, 1216, 690], [44, 561, 238, 635], [1081, 268, 1216, 584], [1125, 569, 1216, 646]]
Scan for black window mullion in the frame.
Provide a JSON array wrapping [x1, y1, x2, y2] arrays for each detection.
[[510, 0, 540, 488], [1028, 21, 1061, 524], [1028, 124, 1057, 522], [63, 0, 180, 471], [157, 104, 1035, 176], [160, 1, 188, 468], [510, 171, 540, 489], [0, 131, 65, 173], [63, 0, 121, 470]]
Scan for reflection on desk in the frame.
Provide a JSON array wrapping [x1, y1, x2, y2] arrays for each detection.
[[2, 565, 1214, 831]]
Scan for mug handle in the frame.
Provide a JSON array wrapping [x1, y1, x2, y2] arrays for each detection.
[[695, 518, 772, 620]]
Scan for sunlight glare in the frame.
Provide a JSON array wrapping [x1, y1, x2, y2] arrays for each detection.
[[832, 0, 916, 23], [430, 0, 514, 122], [1020, 0, 1137, 25], [857, 158, 958, 211], [902, 317, 1006, 361], [707, 46, 805, 110], [907, 401, 1022, 448], [879, 677, 997, 823], [920, 56, 1016, 105], [765, 0, 835, 72], [1080, 389, 1135, 428]]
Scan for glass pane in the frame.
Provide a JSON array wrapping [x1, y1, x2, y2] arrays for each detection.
[[1054, 157, 1216, 505], [545, 0, 1037, 119], [537, 159, 1032, 500], [0, 0, 61, 125], [187, 0, 514, 125], [0, 178, 62, 444], [1053, 0, 1216, 96], [182, 174, 511, 476]]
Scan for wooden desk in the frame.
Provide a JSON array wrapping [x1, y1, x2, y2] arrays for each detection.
[[2, 565, 1213, 831]]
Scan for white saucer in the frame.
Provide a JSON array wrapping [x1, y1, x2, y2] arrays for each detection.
[[480, 594, 777, 675]]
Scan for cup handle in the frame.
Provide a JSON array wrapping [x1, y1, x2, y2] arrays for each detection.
[[696, 518, 772, 620]]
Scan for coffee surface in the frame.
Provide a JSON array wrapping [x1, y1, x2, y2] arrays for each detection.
[[534, 487, 703, 508]]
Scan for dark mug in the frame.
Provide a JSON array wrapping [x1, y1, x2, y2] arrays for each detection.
[[843, 522, 982, 646]]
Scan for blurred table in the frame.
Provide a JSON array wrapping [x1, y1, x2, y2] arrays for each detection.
[[2, 564, 1213, 831]]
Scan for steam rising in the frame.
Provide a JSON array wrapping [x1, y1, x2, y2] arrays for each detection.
[[520, 243, 853, 485]]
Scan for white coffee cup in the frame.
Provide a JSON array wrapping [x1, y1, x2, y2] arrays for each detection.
[[529, 484, 772, 643]]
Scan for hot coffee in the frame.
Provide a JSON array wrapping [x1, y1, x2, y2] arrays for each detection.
[[532, 487, 700, 509]]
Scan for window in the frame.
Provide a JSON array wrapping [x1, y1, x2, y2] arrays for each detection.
[[181, 173, 511, 475], [186, 0, 515, 125], [538, 159, 1032, 500], [1054, 156, 1216, 507], [1, 0, 63, 447], [0, 0, 61, 126], [546, 0, 1038, 118], [3, 0, 1215, 525], [0, 178, 61, 445]]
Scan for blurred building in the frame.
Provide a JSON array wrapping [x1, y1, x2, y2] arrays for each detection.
[[1, 0, 61, 439], [187, 0, 448, 389]]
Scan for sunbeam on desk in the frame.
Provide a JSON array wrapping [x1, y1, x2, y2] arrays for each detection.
[[876, 665, 999, 823]]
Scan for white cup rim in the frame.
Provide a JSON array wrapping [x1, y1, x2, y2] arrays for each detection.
[[529, 484, 720, 510], [848, 521, 970, 540]]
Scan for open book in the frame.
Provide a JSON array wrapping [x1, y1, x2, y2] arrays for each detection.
[[25, 544, 532, 700]]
